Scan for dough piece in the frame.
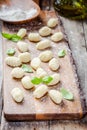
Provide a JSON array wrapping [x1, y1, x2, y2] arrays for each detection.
[[36, 39, 51, 50], [47, 18, 58, 28], [36, 68, 47, 78], [5, 57, 22, 67], [17, 41, 29, 52], [33, 85, 48, 98], [21, 76, 34, 89], [39, 50, 53, 62], [11, 87, 24, 103], [31, 57, 41, 70], [17, 28, 27, 38], [49, 90, 63, 104], [39, 26, 52, 37], [18, 52, 31, 63], [48, 73, 60, 86], [49, 58, 60, 71], [28, 32, 41, 42], [11, 67, 25, 79], [51, 32, 63, 42]]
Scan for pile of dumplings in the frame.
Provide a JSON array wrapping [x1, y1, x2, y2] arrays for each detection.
[[5, 18, 64, 105]]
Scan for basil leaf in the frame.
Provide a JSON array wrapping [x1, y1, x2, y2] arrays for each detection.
[[58, 49, 66, 58], [31, 77, 42, 85], [2, 32, 21, 42], [42, 76, 53, 84], [6, 48, 15, 56], [22, 64, 33, 73], [60, 88, 74, 100], [2, 33, 13, 40]]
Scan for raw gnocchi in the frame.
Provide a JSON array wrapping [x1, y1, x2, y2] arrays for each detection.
[[36, 68, 47, 78], [21, 76, 34, 89], [11, 67, 25, 79], [5, 57, 22, 67], [11, 87, 24, 103], [39, 50, 53, 62], [17, 41, 29, 52], [33, 85, 48, 98], [47, 18, 58, 28], [36, 39, 51, 50], [39, 26, 52, 37], [48, 73, 60, 86], [49, 90, 63, 104], [31, 57, 41, 70], [18, 52, 31, 63], [17, 28, 27, 38], [51, 32, 63, 42], [28, 32, 41, 42], [49, 58, 60, 71]]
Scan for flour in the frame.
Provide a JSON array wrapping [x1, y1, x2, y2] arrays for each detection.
[[0, 5, 37, 21]]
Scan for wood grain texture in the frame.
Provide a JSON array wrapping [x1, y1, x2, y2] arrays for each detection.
[[2, 11, 84, 121]]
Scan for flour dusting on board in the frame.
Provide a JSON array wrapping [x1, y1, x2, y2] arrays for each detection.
[[0, 5, 37, 21]]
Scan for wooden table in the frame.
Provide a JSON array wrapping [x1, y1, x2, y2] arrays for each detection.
[[0, 0, 87, 129]]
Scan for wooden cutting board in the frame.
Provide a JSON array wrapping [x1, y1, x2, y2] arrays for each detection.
[[2, 11, 84, 121]]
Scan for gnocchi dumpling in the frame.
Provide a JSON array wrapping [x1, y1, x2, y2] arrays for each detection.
[[17, 41, 29, 52], [39, 50, 53, 62], [36, 39, 51, 50], [21, 76, 34, 89], [31, 57, 41, 70], [28, 32, 41, 42], [39, 26, 52, 37], [18, 52, 31, 63], [17, 28, 27, 38], [49, 58, 60, 71], [51, 32, 63, 42], [49, 90, 63, 104], [47, 18, 58, 28], [48, 73, 60, 86], [36, 68, 47, 78], [11, 87, 24, 103], [5, 57, 22, 67], [11, 67, 25, 79], [33, 85, 48, 98]]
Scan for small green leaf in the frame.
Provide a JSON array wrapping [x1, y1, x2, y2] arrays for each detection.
[[22, 64, 33, 73], [31, 77, 42, 85], [60, 88, 74, 101], [2, 32, 21, 42], [58, 49, 66, 58], [42, 76, 53, 84], [6, 48, 15, 56]]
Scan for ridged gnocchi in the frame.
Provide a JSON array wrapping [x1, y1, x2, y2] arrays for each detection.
[[31, 57, 41, 70], [33, 85, 48, 98], [11, 87, 24, 103], [36, 68, 47, 78], [28, 32, 41, 42], [36, 39, 51, 50], [11, 67, 25, 79], [17, 41, 29, 52], [39, 50, 53, 62], [5, 57, 22, 67], [49, 58, 60, 71], [49, 90, 63, 104], [21, 76, 34, 89], [51, 32, 63, 42], [48, 73, 60, 86], [39, 26, 52, 37], [47, 18, 58, 28], [18, 52, 31, 63], [17, 28, 27, 38]]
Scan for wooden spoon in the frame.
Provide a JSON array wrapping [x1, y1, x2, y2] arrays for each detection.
[[0, 0, 40, 24]]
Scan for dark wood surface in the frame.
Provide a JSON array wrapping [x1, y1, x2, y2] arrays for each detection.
[[0, 0, 87, 129]]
